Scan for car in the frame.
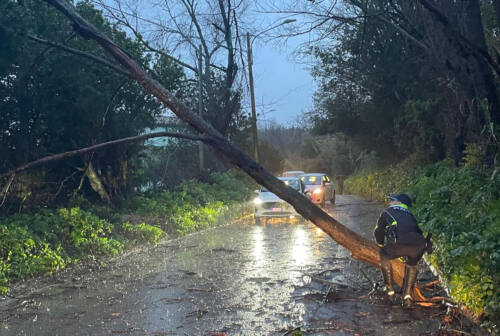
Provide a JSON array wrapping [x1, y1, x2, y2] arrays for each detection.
[[299, 173, 335, 207], [281, 170, 305, 178], [253, 177, 311, 225]]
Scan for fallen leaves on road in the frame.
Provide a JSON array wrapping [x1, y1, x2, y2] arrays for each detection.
[[355, 311, 371, 318]]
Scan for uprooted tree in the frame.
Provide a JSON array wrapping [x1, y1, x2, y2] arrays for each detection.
[[30, 0, 429, 302]]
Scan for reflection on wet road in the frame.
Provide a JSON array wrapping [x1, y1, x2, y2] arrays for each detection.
[[0, 196, 486, 335]]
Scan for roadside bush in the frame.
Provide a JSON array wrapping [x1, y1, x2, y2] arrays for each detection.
[[122, 221, 164, 245], [0, 207, 124, 292], [0, 170, 253, 294], [0, 223, 68, 291], [345, 160, 500, 329], [411, 163, 500, 326], [122, 169, 254, 235], [0, 259, 8, 294], [57, 207, 123, 256]]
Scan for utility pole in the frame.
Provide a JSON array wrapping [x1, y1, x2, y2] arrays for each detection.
[[197, 45, 204, 171], [246, 32, 259, 163], [245, 20, 295, 163]]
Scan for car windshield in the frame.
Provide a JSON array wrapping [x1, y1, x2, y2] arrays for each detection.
[[284, 179, 300, 191], [301, 175, 321, 185], [260, 179, 301, 192]]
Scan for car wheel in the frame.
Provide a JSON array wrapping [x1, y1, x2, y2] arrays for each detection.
[[255, 216, 261, 225], [331, 191, 336, 204]]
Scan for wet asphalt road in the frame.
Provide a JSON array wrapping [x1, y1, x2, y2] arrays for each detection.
[[0, 195, 487, 336]]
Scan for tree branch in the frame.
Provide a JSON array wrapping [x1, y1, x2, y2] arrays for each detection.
[[0, 173, 15, 207], [28, 34, 130, 77], [96, 7, 199, 73], [416, 0, 500, 77], [0, 131, 207, 179], [376, 15, 429, 51]]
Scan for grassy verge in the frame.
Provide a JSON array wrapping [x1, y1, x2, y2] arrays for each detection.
[[345, 160, 500, 332], [0, 169, 254, 294]]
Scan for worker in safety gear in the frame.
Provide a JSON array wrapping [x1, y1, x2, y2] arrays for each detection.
[[374, 193, 432, 306]]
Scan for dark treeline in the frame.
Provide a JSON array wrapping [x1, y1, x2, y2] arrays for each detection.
[[300, 0, 500, 168], [0, 0, 252, 213], [259, 123, 377, 177], [255, 1, 500, 181]]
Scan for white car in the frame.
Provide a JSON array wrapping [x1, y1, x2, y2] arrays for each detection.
[[253, 177, 310, 224]]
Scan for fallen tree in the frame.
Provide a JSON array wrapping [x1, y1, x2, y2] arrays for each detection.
[[29, 0, 426, 301]]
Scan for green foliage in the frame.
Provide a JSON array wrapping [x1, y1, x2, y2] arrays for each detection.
[[122, 222, 164, 245], [308, 13, 445, 163], [345, 160, 500, 326], [0, 170, 249, 292], [411, 164, 500, 322], [57, 208, 123, 256], [0, 222, 68, 290], [307, 1, 500, 166], [122, 170, 254, 235], [0, 224, 66, 275], [0, 207, 124, 291], [344, 158, 415, 201], [462, 143, 485, 167]]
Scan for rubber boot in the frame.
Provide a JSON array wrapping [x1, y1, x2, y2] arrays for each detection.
[[400, 262, 410, 294], [402, 264, 418, 308], [379, 258, 395, 299]]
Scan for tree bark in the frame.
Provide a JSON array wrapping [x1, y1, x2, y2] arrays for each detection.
[[85, 161, 112, 205], [42, 0, 426, 301], [494, 0, 500, 32], [416, 0, 500, 126]]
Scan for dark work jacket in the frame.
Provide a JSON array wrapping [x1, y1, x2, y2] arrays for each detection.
[[374, 204, 423, 245]]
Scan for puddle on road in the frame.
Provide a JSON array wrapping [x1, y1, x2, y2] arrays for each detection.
[[0, 196, 487, 336]]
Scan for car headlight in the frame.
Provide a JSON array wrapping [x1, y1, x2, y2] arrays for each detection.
[[313, 188, 323, 195], [253, 197, 263, 205]]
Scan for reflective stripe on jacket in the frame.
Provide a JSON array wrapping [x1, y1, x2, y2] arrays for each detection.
[[374, 204, 423, 245]]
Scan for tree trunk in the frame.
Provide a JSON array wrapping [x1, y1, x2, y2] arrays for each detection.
[[493, 0, 500, 33], [43, 0, 426, 301], [419, 0, 500, 127], [85, 161, 112, 205]]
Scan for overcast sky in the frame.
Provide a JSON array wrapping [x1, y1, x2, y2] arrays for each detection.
[[250, 37, 315, 127], [95, 0, 316, 126]]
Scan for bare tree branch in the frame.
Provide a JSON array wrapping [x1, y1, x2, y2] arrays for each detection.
[[375, 14, 429, 51], [181, 0, 210, 58], [0, 173, 15, 207], [28, 34, 130, 77], [94, 3, 200, 73], [0, 131, 207, 179]]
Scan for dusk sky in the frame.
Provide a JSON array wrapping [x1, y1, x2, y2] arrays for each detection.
[[95, 0, 316, 126], [250, 37, 315, 126]]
